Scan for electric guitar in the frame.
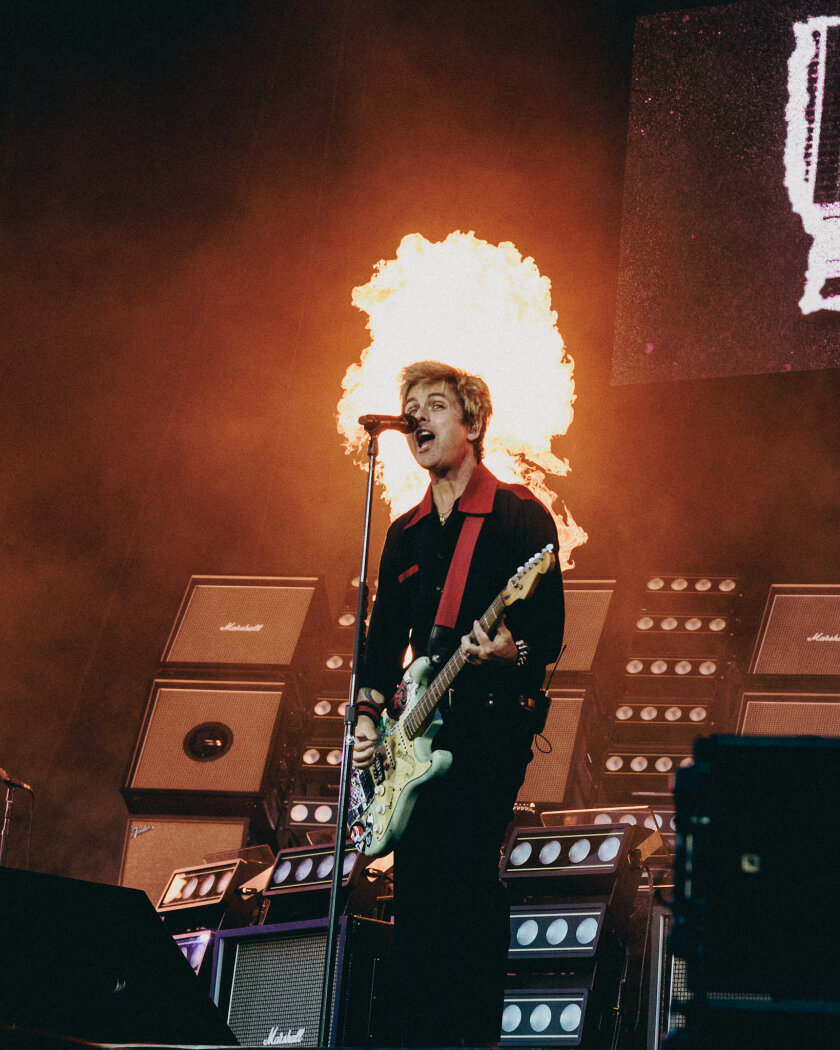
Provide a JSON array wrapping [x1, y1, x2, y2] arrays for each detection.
[[347, 544, 556, 857]]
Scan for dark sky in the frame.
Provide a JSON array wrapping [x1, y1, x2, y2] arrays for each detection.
[[1, 0, 838, 883]]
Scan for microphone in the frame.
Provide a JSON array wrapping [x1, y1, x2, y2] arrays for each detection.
[[0, 768, 33, 794], [358, 413, 418, 434]]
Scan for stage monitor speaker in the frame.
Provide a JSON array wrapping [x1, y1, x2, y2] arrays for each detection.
[[515, 689, 590, 812], [737, 691, 840, 736], [673, 735, 840, 1001], [750, 584, 840, 676], [161, 574, 328, 673], [122, 678, 288, 814], [211, 916, 394, 1047], [0, 868, 235, 1046], [553, 580, 615, 673], [119, 814, 250, 905]]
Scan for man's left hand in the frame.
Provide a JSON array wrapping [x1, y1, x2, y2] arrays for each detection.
[[461, 616, 518, 665]]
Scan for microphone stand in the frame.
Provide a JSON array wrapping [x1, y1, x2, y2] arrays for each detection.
[[318, 424, 381, 1047]]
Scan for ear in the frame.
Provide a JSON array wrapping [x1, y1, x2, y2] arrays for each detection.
[[467, 418, 481, 442]]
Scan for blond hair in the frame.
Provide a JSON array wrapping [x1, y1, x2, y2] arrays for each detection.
[[399, 360, 492, 462]]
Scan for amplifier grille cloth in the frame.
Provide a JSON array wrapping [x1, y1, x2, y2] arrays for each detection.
[[740, 699, 840, 737], [753, 593, 840, 676], [167, 584, 313, 665], [132, 687, 282, 792], [516, 695, 584, 803], [226, 929, 337, 1046], [555, 589, 612, 672]]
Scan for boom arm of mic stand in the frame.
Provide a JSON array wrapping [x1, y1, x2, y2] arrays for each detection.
[[318, 432, 379, 1047]]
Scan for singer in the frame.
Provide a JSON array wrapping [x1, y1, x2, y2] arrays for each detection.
[[353, 360, 565, 1047]]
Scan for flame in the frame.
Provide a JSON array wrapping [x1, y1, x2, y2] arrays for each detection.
[[336, 231, 586, 569]]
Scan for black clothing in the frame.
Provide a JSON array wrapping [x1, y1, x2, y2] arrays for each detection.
[[358, 462, 565, 721], [358, 463, 565, 1047]]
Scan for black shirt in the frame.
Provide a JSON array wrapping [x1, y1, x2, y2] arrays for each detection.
[[358, 462, 565, 721]]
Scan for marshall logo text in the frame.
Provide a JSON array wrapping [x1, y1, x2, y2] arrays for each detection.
[[263, 1027, 306, 1046], [220, 622, 264, 632], [807, 632, 840, 642]]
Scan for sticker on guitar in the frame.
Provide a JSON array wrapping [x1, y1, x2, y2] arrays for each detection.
[[348, 545, 556, 856]]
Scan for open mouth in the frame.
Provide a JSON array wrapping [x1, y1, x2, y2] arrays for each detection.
[[416, 429, 434, 449]]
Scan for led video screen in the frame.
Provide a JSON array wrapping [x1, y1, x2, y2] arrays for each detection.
[[613, 1, 840, 383]]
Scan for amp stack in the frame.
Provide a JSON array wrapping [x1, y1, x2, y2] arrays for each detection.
[[282, 572, 369, 845], [592, 574, 742, 833], [737, 582, 840, 740], [514, 579, 617, 823], [119, 574, 329, 911]]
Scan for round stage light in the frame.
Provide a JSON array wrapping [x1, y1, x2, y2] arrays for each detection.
[[560, 1004, 582, 1033], [501, 1006, 522, 1034], [630, 756, 649, 771], [516, 920, 539, 946], [606, 755, 624, 771], [510, 842, 533, 867], [655, 756, 673, 772], [576, 917, 598, 944], [546, 918, 569, 945], [597, 835, 621, 862], [295, 858, 313, 881], [568, 838, 591, 863], [539, 840, 562, 865], [530, 1004, 552, 1033]]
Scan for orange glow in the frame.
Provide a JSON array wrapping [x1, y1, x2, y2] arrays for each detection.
[[337, 231, 586, 568]]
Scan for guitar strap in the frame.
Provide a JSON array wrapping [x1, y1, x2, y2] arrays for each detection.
[[433, 514, 485, 629]]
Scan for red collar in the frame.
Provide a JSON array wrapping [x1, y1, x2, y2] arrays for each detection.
[[406, 462, 498, 527]]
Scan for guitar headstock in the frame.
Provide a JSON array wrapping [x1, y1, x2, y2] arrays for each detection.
[[502, 545, 556, 606]]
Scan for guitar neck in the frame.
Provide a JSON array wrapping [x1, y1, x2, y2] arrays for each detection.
[[403, 593, 506, 740]]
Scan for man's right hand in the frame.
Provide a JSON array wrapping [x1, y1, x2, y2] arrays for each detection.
[[352, 713, 379, 768]]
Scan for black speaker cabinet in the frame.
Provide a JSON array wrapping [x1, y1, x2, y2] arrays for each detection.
[[212, 916, 394, 1047], [0, 868, 235, 1045], [122, 678, 290, 815]]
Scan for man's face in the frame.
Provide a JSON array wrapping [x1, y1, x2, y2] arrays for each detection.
[[403, 381, 479, 476]]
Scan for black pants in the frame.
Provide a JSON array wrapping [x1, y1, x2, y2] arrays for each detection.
[[392, 695, 543, 1047]]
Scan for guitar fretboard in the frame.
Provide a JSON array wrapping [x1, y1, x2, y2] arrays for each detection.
[[403, 594, 506, 740]]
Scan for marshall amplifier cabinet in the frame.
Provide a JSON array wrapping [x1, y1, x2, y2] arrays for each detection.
[[161, 575, 328, 677], [737, 690, 840, 737], [122, 678, 290, 817], [211, 916, 395, 1047], [750, 583, 840, 677]]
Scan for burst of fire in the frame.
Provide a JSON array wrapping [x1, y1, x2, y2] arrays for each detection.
[[336, 231, 587, 569]]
